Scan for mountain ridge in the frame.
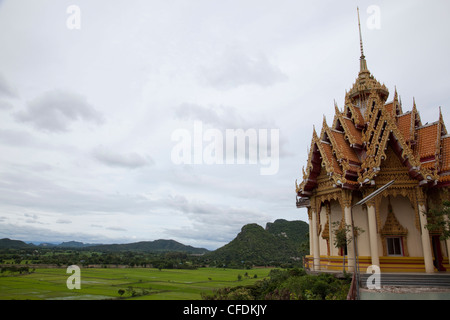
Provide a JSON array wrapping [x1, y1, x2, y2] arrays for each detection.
[[0, 238, 208, 254]]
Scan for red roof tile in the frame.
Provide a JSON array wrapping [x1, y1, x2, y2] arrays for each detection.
[[441, 136, 450, 172], [320, 141, 342, 174], [416, 123, 438, 160], [343, 118, 363, 146], [397, 113, 413, 142], [331, 130, 361, 164]]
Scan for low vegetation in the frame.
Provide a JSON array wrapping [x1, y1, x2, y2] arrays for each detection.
[[201, 268, 351, 300]]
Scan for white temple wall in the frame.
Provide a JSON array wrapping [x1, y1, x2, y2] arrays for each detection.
[[353, 203, 370, 256]]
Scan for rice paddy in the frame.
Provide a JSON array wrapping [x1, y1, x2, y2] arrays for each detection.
[[0, 267, 273, 300]]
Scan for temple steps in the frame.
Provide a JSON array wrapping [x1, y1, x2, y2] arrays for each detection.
[[359, 272, 450, 288]]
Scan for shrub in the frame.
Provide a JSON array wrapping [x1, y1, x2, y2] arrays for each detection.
[[201, 268, 351, 301]]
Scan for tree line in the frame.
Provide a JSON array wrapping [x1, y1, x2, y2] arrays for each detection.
[[0, 246, 306, 270], [0, 248, 206, 270]]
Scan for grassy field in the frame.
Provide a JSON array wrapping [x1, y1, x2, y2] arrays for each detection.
[[0, 267, 273, 300]]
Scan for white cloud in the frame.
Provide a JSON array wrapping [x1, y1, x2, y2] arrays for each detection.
[[198, 44, 288, 90]]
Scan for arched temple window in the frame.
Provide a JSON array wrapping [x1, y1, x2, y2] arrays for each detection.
[[381, 197, 409, 256]]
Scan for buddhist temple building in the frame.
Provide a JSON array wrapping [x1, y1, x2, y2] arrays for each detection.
[[296, 10, 450, 273]]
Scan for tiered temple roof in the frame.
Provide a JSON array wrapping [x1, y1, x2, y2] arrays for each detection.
[[296, 17, 449, 200]]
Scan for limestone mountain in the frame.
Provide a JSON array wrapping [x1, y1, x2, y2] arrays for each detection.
[[205, 219, 309, 266]]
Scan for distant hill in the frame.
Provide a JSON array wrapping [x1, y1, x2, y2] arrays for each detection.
[[87, 239, 209, 254], [0, 238, 33, 249], [58, 241, 97, 248], [205, 219, 309, 266]]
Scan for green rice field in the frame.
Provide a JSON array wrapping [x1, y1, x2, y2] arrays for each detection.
[[0, 267, 273, 300]]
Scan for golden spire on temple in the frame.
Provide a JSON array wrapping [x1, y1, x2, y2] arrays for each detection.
[[357, 7, 368, 73]]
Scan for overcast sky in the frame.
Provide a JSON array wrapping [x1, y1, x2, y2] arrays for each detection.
[[0, 0, 449, 250]]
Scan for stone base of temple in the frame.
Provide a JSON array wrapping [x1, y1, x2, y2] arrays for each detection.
[[304, 255, 450, 273]]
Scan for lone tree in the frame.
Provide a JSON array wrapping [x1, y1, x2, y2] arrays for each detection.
[[332, 221, 364, 272], [426, 200, 450, 240]]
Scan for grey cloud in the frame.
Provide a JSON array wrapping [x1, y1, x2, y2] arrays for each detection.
[[199, 46, 288, 90], [0, 99, 14, 110], [56, 218, 72, 224], [106, 226, 127, 232], [24, 213, 38, 220], [14, 89, 104, 132], [93, 145, 154, 169], [0, 167, 152, 215], [0, 129, 44, 148], [24, 213, 42, 224], [0, 73, 18, 98], [25, 219, 43, 224]]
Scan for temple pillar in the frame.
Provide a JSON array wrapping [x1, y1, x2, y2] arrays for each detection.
[[367, 203, 380, 268], [311, 207, 321, 270], [308, 208, 313, 256], [344, 205, 355, 272], [342, 190, 355, 272], [417, 187, 434, 273]]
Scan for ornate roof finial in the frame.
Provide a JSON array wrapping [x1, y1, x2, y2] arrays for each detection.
[[439, 106, 447, 135], [357, 7, 368, 73], [357, 7, 365, 58]]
